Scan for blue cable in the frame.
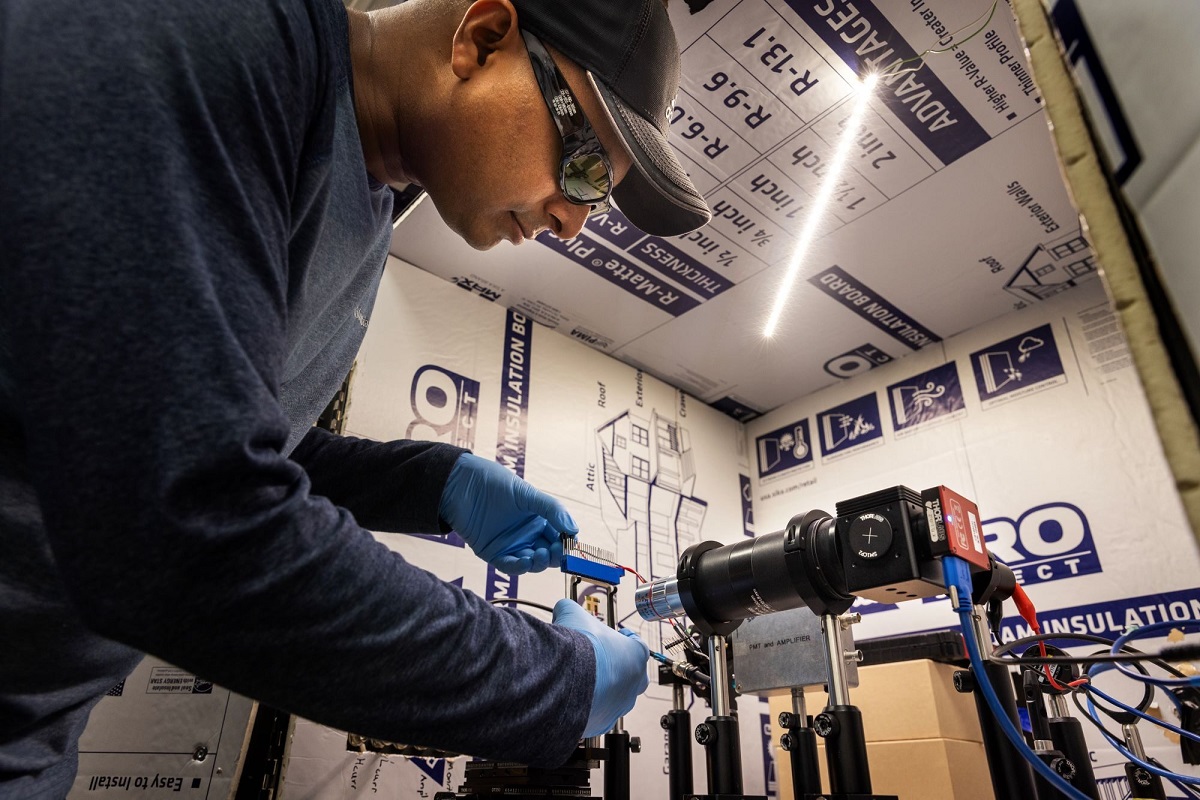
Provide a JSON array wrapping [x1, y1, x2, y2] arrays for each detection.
[[1111, 620, 1200, 688], [1173, 776, 1200, 800], [942, 556, 1093, 800], [1081, 682, 1200, 746], [1075, 698, 1196, 797], [1079, 692, 1200, 787], [1170, 775, 1200, 800]]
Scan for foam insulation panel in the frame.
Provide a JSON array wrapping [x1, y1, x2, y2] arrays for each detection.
[[392, 0, 1101, 419]]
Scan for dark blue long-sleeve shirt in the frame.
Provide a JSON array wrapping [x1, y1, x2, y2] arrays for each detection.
[[0, 0, 593, 794]]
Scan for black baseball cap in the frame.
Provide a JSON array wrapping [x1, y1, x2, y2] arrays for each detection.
[[513, 0, 712, 237]]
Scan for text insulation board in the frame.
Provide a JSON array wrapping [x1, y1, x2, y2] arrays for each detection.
[[393, 0, 1091, 417]]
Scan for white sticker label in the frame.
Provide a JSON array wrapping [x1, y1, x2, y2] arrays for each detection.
[[926, 503, 942, 542], [146, 667, 198, 695], [969, 511, 983, 553]]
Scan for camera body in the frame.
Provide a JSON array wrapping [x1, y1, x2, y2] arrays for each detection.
[[835, 485, 988, 603]]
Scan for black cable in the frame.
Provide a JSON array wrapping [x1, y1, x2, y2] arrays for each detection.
[[992, 632, 1188, 676], [1072, 688, 1124, 741], [1164, 643, 1200, 661], [1078, 648, 1155, 719], [488, 598, 556, 614]]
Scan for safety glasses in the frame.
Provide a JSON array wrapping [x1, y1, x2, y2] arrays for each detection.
[[522, 30, 613, 217]]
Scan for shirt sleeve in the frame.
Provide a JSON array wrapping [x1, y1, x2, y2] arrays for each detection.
[[290, 427, 466, 533], [0, 0, 592, 765]]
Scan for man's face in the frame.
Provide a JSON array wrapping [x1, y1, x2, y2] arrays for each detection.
[[419, 9, 634, 251]]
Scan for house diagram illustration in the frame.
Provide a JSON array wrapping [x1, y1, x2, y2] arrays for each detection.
[[1004, 235, 1097, 303], [596, 410, 707, 652]]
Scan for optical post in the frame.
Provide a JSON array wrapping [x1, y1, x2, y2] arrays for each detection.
[[632, 484, 1192, 800], [356, 484, 1197, 800], [635, 486, 995, 800]]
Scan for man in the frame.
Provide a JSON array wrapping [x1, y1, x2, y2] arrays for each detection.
[[0, 0, 711, 793]]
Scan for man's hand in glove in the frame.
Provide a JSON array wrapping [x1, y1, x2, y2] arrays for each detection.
[[553, 599, 650, 737], [438, 453, 578, 575]]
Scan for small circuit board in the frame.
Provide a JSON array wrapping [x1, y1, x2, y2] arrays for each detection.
[[560, 537, 623, 585]]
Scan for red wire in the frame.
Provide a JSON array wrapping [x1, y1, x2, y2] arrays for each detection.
[[622, 565, 646, 584], [1012, 583, 1071, 692]]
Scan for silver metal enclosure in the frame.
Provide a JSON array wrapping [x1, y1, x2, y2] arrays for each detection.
[[730, 607, 858, 695]]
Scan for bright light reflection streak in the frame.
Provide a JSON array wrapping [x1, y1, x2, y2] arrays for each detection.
[[762, 75, 878, 338]]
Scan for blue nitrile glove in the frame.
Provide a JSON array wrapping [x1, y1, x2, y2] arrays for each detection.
[[438, 453, 578, 575], [552, 599, 650, 737]]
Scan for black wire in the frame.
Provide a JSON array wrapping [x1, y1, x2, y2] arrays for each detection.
[[488, 598, 556, 614], [1079, 647, 1155, 718], [1073, 688, 1124, 741], [1003, 654, 1159, 664], [995, 632, 1128, 657], [991, 632, 1188, 677], [669, 619, 705, 656]]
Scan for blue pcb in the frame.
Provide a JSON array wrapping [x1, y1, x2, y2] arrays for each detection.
[[561, 554, 623, 585]]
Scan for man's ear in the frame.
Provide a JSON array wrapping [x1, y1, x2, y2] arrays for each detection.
[[450, 0, 522, 80]]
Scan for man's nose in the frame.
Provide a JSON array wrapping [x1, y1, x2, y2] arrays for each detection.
[[546, 198, 590, 240]]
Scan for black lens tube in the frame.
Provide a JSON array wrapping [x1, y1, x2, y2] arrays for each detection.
[[635, 511, 854, 635]]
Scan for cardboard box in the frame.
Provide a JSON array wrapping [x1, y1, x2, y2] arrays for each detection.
[[774, 738, 994, 800], [766, 660, 983, 744], [766, 660, 991, 799]]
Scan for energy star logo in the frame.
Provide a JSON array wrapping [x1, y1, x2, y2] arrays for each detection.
[[407, 365, 480, 449]]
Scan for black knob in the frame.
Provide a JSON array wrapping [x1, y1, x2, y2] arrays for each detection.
[[813, 713, 837, 738], [661, 714, 671, 730], [780, 733, 794, 751], [192, 745, 208, 762], [1051, 757, 1076, 781], [778, 711, 796, 729], [695, 723, 715, 745], [953, 670, 975, 694], [630, 736, 641, 753], [1131, 767, 1153, 787]]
